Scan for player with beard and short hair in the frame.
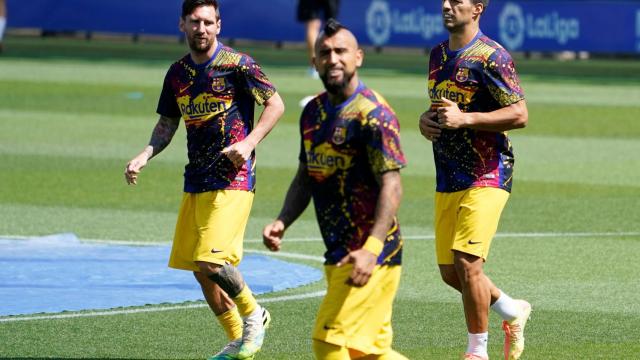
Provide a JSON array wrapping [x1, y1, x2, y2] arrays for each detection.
[[297, 0, 340, 78], [0, 0, 6, 53], [419, 0, 530, 359], [124, 0, 285, 359], [263, 19, 408, 360]]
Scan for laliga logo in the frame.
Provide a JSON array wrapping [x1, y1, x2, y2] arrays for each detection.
[[499, 3, 525, 50], [366, 0, 391, 46], [636, 10, 640, 52], [499, 2, 580, 50], [366, 0, 444, 46]]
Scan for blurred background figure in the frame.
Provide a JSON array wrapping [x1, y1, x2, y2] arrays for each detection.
[[297, 0, 340, 79], [0, 0, 6, 53]]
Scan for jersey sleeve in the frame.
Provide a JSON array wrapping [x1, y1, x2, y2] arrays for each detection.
[[156, 68, 181, 118], [485, 48, 525, 107], [298, 108, 309, 164], [364, 105, 407, 174], [238, 55, 277, 105]]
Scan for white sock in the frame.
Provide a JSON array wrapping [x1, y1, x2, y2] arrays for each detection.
[[467, 332, 488, 357], [0, 17, 6, 41], [491, 290, 521, 321]]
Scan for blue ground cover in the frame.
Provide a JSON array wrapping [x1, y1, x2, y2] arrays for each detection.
[[0, 234, 322, 316]]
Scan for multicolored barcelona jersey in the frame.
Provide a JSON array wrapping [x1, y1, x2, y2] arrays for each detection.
[[428, 31, 524, 193], [299, 83, 407, 265], [157, 43, 276, 193]]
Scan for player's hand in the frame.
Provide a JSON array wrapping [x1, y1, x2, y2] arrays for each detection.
[[419, 110, 441, 142], [222, 140, 255, 169], [262, 219, 285, 252], [124, 153, 149, 185], [437, 97, 469, 129], [337, 249, 377, 287]]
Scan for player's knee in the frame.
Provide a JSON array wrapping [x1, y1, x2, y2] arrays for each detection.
[[454, 262, 483, 284], [195, 261, 222, 276], [193, 271, 207, 284], [440, 271, 459, 289], [438, 265, 460, 290], [207, 263, 245, 298], [453, 252, 485, 283]]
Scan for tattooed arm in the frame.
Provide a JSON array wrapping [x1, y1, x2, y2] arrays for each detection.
[[124, 115, 180, 185]]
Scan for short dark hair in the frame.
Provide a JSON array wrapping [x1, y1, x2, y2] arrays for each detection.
[[322, 18, 346, 38], [182, 0, 220, 19], [472, 0, 489, 12]]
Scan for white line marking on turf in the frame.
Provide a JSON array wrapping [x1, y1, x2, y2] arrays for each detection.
[[3, 231, 638, 245], [2, 230, 638, 322], [0, 291, 326, 323], [246, 231, 640, 242], [246, 249, 325, 262], [0, 239, 325, 323]]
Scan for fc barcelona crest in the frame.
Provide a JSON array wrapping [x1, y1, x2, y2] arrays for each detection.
[[455, 67, 470, 82], [211, 78, 226, 92], [332, 126, 346, 145]]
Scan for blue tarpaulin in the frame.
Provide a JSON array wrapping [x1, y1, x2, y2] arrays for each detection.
[[0, 234, 322, 316]]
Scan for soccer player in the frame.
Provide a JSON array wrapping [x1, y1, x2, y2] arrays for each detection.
[[297, 0, 341, 78], [124, 1, 284, 359], [418, 1, 530, 359], [0, 0, 6, 53], [263, 19, 408, 360]]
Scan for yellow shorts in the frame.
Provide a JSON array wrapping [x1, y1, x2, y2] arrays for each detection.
[[168, 190, 254, 271], [312, 264, 402, 355], [435, 187, 509, 264]]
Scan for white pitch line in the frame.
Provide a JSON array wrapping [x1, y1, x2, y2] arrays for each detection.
[[481, 231, 640, 238], [2, 230, 638, 322], [246, 249, 325, 262], [246, 231, 640, 242], [3, 231, 638, 246], [0, 241, 325, 323], [0, 290, 326, 323]]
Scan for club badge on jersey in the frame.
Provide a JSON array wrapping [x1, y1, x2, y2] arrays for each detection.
[[455, 67, 470, 82], [211, 77, 226, 92], [332, 126, 347, 145]]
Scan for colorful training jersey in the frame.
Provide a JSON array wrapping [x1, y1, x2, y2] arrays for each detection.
[[299, 83, 407, 265], [428, 31, 524, 193], [157, 43, 276, 193]]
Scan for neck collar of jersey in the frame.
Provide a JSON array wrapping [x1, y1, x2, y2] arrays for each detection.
[[325, 81, 366, 111], [188, 41, 222, 68], [447, 30, 483, 57]]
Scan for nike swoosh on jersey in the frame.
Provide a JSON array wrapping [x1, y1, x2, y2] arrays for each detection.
[[179, 82, 194, 93]]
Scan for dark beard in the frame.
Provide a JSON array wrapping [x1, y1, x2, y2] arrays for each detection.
[[320, 70, 355, 95], [188, 36, 213, 54], [445, 23, 464, 33]]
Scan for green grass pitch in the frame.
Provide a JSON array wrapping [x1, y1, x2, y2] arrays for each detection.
[[0, 36, 639, 359]]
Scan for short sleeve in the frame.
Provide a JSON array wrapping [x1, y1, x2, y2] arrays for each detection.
[[238, 55, 277, 105], [364, 105, 407, 174], [156, 69, 181, 118], [485, 48, 525, 107], [298, 106, 310, 164]]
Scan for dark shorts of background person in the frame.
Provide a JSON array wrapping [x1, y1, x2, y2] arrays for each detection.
[[297, 0, 340, 22]]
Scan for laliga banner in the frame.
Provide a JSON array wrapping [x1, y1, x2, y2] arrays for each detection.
[[352, 0, 640, 53], [7, 0, 640, 53]]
